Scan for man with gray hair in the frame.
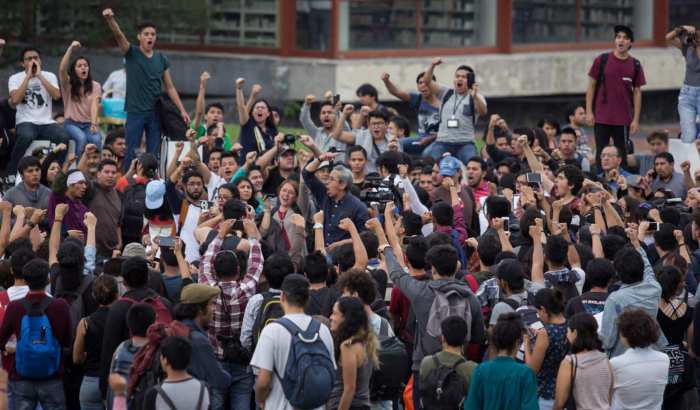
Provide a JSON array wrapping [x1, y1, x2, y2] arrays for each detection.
[[302, 151, 368, 246]]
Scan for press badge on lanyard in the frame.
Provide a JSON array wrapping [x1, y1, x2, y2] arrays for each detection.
[[447, 94, 467, 128]]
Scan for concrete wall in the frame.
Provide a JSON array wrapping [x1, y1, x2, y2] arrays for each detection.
[[0, 46, 685, 102]]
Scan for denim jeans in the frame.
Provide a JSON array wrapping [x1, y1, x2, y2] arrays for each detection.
[[64, 118, 102, 156], [79, 376, 104, 410], [678, 84, 700, 143], [211, 362, 255, 410], [9, 378, 66, 410], [125, 110, 161, 171], [423, 141, 477, 164], [8, 123, 70, 175]]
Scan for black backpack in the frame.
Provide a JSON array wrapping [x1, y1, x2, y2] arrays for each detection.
[[121, 179, 148, 246], [419, 355, 468, 410], [438, 89, 476, 127], [157, 95, 187, 141], [370, 318, 411, 402], [129, 349, 166, 410], [252, 292, 284, 348], [55, 274, 93, 356]]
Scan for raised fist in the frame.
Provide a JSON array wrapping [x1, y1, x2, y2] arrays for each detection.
[[235, 78, 245, 89], [305, 94, 315, 105], [431, 57, 443, 66], [200, 71, 210, 82], [342, 104, 354, 116], [380, 72, 390, 82], [70, 41, 81, 49], [102, 8, 114, 18]]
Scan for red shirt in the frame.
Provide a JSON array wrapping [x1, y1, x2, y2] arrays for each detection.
[[588, 52, 646, 126], [0, 292, 72, 380]]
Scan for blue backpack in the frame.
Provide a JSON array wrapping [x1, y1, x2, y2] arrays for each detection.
[[15, 297, 61, 379], [450, 229, 468, 270], [274, 317, 335, 409]]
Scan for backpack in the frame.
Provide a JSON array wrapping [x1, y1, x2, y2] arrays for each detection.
[[252, 292, 284, 348], [154, 380, 207, 410], [419, 355, 468, 410], [121, 294, 172, 326], [305, 288, 337, 318], [502, 297, 540, 329], [370, 318, 411, 402], [274, 317, 335, 409], [157, 95, 187, 141], [425, 284, 473, 355], [128, 320, 191, 410], [121, 179, 148, 246], [438, 89, 476, 127], [592, 52, 642, 115], [15, 297, 61, 379]]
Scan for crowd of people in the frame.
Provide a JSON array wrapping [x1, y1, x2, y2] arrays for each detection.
[[0, 8, 700, 410]]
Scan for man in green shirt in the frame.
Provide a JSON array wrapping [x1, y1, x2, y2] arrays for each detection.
[[419, 316, 477, 408], [191, 71, 233, 152], [103, 8, 189, 171]]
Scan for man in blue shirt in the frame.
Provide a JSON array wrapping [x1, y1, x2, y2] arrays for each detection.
[[597, 145, 632, 195], [302, 152, 368, 247]]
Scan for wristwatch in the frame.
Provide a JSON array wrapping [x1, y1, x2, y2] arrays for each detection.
[[313, 223, 323, 230]]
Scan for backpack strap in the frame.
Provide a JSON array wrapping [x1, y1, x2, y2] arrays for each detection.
[[464, 274, 479, 293], [437, 89, 455, 123], [21, 296, 52, 316], [468, 93, 476, 126], [195, 381, 206, 410], [379, 317, 389, 338], [154, 385, 177, 410], [502, 298, 520, 311], [593, 52, 609, 114], [275, 316, 301, 337]]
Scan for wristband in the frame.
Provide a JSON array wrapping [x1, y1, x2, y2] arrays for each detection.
[[54, 219, 63, 223], [313, 223, 323, 230]]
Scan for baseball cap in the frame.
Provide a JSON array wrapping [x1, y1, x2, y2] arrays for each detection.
[[317, 160, 332, 170], [122, 242, 147, 259], [614, 25, 634, 42], [180, 284, 220, 304], [439, 155, 461, 177], [145, 180, 165, 210], [280, 145, 296, 155]]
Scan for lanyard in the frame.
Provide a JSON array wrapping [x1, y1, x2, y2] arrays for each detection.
[[451, 93, 467, 118]]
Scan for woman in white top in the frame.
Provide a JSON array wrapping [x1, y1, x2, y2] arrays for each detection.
[[610, 308, 669, 410]]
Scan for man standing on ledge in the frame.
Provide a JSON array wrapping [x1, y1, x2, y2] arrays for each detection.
[[586, 25, 646, 171], [423, 58, 488, 164], [102, 8, 190, 171]]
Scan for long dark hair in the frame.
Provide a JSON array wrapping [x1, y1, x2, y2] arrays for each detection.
[[235, 177, 259, 210], [568, 312, 603, 353], [249, 98, 277, 132], [332, 297, 379, 368], [68, 56, 94, 101]]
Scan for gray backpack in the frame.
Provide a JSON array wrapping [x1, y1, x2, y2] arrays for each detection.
[[426, 286, 472, 349]]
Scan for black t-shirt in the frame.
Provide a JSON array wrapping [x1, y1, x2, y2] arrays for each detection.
[[305, 286, 339, 318], [565, 291, 608, 318], [84, 306, 110, 376]]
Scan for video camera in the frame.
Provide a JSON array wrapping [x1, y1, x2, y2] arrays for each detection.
[[358, 175, 402, 213]]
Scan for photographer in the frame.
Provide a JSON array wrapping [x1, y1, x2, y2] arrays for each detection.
[[422, 57, 488, 164], [667, 25, 700, 142]]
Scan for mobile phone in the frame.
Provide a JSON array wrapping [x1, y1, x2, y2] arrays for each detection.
[[648, 222, 661, 232], [200, 200, 210, 211], [467, 71, 475, 89], [159, 236, 175, 248], [525, 173, 542, 185], [333, 94, 340, 105], [501, 217, 510, 232]]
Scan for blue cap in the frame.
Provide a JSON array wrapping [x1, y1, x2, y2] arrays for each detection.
[[145, 180, 165, 210], [439, 155, 461, 177]]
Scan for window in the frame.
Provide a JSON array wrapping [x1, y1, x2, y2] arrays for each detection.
[[669, 0, 700, 32], [296, 1, 333, 51], [208, 0, 279, 47], [513, 0, 653, 44], [338, 0, 496, 50]]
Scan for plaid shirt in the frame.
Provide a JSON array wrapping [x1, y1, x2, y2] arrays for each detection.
[[200, 235, 263, 359]]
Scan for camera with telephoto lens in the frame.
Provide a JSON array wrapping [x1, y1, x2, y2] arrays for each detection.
[[359, 175, 401, 213], [217, 335, 251, 365], [283, 134, 297, 145], [679, 27, 698, 46]]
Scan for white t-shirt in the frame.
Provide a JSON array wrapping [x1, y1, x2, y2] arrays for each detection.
[[177, 205, 202, 263], [102, 69, 127, 99], [8, 71, 58, 125], [610, 347, 669, 410], [250, 313, 336, 410]]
